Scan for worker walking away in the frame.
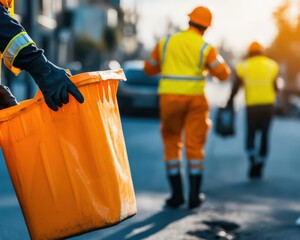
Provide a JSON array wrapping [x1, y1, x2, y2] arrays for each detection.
[[144, 6, 231, 209], [0, 1, 84, 111], [226, 41, 279, 180]]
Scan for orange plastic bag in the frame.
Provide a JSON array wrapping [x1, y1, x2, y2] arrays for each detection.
[[0, 70, 136, 240]]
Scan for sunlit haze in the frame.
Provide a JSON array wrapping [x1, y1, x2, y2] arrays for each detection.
[[121, 0, 296, 54]]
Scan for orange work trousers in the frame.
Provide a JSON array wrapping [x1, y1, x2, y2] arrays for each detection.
[[160, 94, 211, 161]]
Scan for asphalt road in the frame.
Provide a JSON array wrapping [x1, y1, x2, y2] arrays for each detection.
[[1, 107, 300, 240], [95, 110, 300, 240]]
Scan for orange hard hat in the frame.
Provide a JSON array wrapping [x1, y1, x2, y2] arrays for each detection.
[[248, 41, 264, 54], [188, 6, 212, 28]]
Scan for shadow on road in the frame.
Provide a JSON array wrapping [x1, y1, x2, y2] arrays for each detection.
[[101, 207, 191, 240], [187, 220, 240, 240]]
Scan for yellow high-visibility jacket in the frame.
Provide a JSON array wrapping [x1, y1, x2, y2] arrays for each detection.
[[144, 27, 231, 95], [158, 30, 211, 95], [236, 55, 279, 106], [0, 0, 34, 75]]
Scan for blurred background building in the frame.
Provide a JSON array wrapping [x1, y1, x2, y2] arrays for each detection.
[[4, 0, 127, 100]]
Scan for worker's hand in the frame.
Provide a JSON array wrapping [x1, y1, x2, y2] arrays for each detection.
[[27, 55, 84, 111], [0, 85, 18, 110]]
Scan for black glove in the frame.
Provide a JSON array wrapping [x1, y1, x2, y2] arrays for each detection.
[[27, 55, 84, 111], [0, 85, 18, 110]]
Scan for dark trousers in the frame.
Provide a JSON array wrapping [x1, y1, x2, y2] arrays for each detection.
[[246, 104, 274, 158]]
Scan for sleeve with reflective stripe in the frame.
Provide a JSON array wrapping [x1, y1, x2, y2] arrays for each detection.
[[208, 54, 225, 68], [0, 3, 25, 52], [206, 47, 231, 80], [3, 32, 35, 68]]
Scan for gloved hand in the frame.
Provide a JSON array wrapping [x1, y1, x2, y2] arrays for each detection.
[[27, 55, 84, 111], [0, 85, 18, 110]]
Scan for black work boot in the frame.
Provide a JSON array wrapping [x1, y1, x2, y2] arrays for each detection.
[[165, 174, 185, 208], [249, 162, 264, 179], [188, 175, 206, 209], [248, 157, 264, 179]]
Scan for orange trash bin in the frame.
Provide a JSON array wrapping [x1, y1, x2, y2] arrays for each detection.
[[0, 70, 136, 240]]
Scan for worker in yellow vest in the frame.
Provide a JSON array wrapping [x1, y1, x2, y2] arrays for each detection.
[[0, 1, 84, 111], [227, 41, 279, 179], [144, 6, 231, 209]]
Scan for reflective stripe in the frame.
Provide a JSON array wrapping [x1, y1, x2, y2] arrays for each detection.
[[188, 160, 203, 175], [147, 58, 159, 67], [189, 168, 202, 175], [188, 160, 203, 167], [161, 75, 205, 81], [198, 42, 209, 69], [168, 168, 180, 175], [161, 35, 171, 65], [209, 55, 224, 69], [3, 32, 34, 67], [166, 160, 180, 175], [166, 159, 180, 166]]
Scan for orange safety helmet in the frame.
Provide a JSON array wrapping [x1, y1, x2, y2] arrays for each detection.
[[188, 6, 212, 28], [248, 41, 264, 54]]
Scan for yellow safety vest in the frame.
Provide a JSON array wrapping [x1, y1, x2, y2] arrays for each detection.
[[0, 0, 35, 75], [158, 29, 212, 95], [236, 55, 279, 106]]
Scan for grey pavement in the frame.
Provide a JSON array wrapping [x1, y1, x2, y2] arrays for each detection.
[[1, 91, 300, 239]]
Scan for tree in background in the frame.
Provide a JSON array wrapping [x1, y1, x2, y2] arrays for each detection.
[[268, 0, 300, 91]]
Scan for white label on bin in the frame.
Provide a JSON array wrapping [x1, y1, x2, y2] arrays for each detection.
[[99, 69, 127, 81]]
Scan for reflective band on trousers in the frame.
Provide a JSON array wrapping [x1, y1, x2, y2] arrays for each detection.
[[166, 160, 180, 175], [3, 32, 34, 68], [188, 160, 203, 175]]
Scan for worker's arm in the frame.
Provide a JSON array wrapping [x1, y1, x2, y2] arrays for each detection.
[[0, 4, 84, 111], [0, 3, 40, 69], [226, 71, 243, 108], [144, 43, 161, 76], [206, 47, 231, 81]]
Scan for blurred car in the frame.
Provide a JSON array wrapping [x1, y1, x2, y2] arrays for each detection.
[[117, 60, 160, 116]]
